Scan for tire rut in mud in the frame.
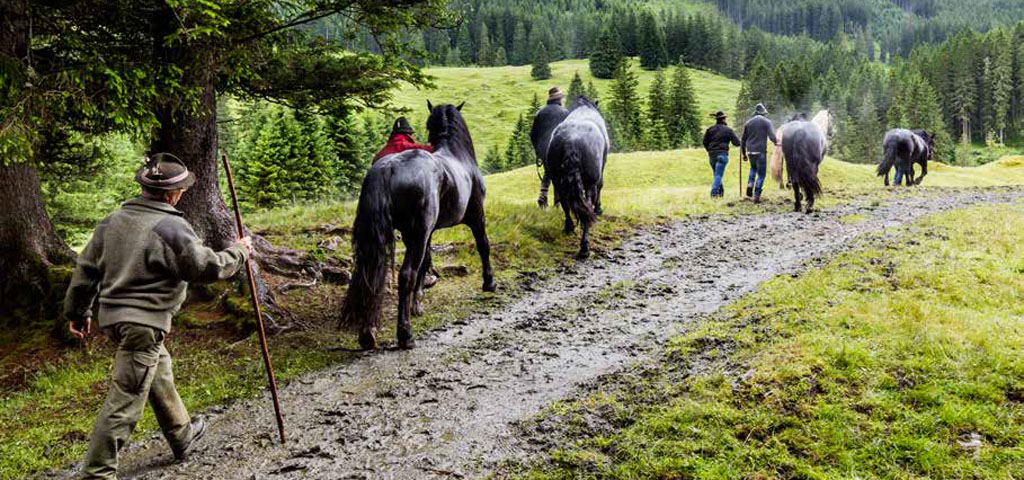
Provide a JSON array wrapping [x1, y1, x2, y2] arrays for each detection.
[[45, 187, 1023, 480]]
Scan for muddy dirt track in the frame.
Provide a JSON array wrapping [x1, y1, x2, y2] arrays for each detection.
[[44, 187, 1023, 480]]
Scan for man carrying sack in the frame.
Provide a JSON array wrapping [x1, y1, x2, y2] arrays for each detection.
[[64, 153, 254, 479]]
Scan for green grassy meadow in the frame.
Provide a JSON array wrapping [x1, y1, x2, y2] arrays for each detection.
[[4, 148, 1024, 478], [518, 202, 1024, 479], [391, 58, 742, 155]]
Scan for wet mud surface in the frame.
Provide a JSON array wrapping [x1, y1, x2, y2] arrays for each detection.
[[44, 187, 1023, 479]]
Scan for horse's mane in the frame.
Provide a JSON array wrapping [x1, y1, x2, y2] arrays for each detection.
[[427, 104, 476, 160]]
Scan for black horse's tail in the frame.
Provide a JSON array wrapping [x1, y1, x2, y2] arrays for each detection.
[[785, 129, 823, 196], [877, 139, 898, 177], [339, 169, 394, 333], [555, 142, 596, 228]]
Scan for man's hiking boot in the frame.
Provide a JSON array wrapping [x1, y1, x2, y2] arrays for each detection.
[[745, 186, 753, 198], [754, 194, 762, 204], [173, 415, 207, 461]]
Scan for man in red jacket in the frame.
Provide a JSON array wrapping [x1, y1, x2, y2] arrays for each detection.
[[373, 117, 433, 163]]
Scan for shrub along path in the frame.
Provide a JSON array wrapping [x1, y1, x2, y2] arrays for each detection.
[[41, 186, 1022, 479]]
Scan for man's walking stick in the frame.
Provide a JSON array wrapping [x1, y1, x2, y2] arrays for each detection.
[[739, 154, 744, 197], [221, 153, 286, 445]]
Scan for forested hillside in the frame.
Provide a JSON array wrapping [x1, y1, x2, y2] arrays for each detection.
[[708, 0, 1024, 57]]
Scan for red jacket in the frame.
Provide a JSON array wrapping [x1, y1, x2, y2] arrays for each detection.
[[373, 134, 433, 163]]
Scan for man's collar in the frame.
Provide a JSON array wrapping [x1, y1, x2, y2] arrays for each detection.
[[123, 196, 184, 216]]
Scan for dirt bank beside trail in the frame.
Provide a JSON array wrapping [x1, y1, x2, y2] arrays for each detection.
[[43, 187, 1023, 480]]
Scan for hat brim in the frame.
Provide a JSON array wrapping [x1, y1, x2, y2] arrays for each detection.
[[135, 168, 196, 191], [549, 92, 566, 101]]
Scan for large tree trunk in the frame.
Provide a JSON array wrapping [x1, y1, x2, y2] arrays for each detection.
[[0, 162, 76, 322], [0, 0, 76, 324]]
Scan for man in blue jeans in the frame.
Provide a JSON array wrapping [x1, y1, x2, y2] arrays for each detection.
[[702, 111, 741, 197], [740, 103, 779, 203]]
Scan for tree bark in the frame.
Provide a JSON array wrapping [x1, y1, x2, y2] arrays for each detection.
[[0, 162, 76, 322], [0, 0, 76, 323]]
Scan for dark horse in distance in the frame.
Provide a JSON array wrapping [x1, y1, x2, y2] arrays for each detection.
[[546, 96, 609, 258], [877, 128, 934, 186], [779, 110, 831, 213], [340, 102, 496, 350]]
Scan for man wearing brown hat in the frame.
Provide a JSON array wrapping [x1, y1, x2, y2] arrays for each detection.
[[64, 153, 253, 479], [531, 86, 570, 208], [702, 111, 741, 197]]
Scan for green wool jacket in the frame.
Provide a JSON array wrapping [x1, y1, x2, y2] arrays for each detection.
[[64, 196, 249, 332]]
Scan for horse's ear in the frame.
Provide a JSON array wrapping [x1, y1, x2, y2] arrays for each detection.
[[456, 101, 465, 111], [427, 100, 434, 112], [594, 100, 600, 107]]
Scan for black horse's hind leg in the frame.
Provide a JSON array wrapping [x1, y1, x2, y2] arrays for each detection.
[[411, 238, 432, 317], [467, 215, 497, 292], [884, 170, 890, 187], [593, 181, 604, 216], [804, 186, 815, 214], [397, 229, 428, 349], [561, 201, 575, 234], [792, 183, 802, 212], [906, 165, 916, 186]]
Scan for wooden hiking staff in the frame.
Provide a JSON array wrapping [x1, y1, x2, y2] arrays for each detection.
[[739, 154, 744, 197], [221, 152, 286, 445]]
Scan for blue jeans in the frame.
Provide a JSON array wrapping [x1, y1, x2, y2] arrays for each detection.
[[893, 166, 904, 185], [709, 153, 729, 196], [746, 153, 767, 195]]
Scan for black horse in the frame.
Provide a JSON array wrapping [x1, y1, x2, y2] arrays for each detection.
[[780, 110, 830, 213], [878, 128, 934, 186], [546, 96, 609, 258], [340, 102, 495, 350]]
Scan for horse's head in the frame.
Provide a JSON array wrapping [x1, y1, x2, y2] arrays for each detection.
[[913, 129, 935, 160], [573, 95, 599, 110], [426, 100, 474, 158]]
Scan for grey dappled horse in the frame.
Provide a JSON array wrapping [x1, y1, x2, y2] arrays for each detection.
[[545, 96, 609, 258]]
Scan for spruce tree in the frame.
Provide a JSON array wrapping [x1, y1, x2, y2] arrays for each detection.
[[590, 25, 623, 79], [843, 94, 885, 165], [991, 36, 1013, 144], [586, 81, 601, 104], [734, 53, 776, 119], [647, 70, 670, 150], [477, 22, 492, 66], [610, 59, 643, 150], [567, 71, 586, 105], [493, 46, 508, 67], [668, 65, 702, 148], [512, 20, 529, 66], [532, 42, 553, 80], [639, 12, 669, 70]]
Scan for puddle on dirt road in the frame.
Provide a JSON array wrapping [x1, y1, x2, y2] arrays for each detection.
[[43, 187, 1023, 480]]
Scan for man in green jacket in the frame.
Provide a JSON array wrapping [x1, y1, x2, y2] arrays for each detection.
[[64, 153, 253, 479]]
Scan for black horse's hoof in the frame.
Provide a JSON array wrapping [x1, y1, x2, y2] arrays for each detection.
[[358, 331, 377, 351], [595, 206, 603, 216], [483, 279, 497, 292], [397, 336, 416, 350], [411, 302, 424, 317], [794, 205, 802, 213], [576, 249, 590, 260]]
